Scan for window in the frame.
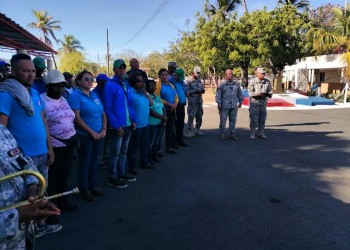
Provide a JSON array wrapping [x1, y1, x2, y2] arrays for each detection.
[[320, 72, 325, 82]]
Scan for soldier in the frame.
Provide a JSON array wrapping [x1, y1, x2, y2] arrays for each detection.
[[185, 66, 205, 136], [0, 124, 60, 249], [248, 67, 273, 140], [216, 69, 244, 140]]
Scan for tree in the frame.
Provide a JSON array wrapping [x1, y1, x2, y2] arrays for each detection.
[[58, 51, 86, 75], [277, 0, 309, 10], [58, 35, 84, 53], [28, 10, 61, 46], [206, 0, 242, 17], [115, 49, 143, 68], [143, 51, 169, 78]]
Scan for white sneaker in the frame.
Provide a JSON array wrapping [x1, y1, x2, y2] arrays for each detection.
[[35, 224, 62, 238]]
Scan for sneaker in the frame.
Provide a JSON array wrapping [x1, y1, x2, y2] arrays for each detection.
[[166, 148, 177, 154], [183, 132, 191, 138], [219, 132, 225, 140], [195, 129, 204, 136], [187, 129, 195, 137], [119, 175, 137, 182], [250, 130, 255, 140], [108, 178, 128, 188], [157, 151, 164, 158], [35, 224, 62, 238], [229, 134, 238, 140], [90, 187, 105, 196]]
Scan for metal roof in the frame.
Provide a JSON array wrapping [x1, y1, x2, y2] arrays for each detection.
[[0, 12, 57, 58]]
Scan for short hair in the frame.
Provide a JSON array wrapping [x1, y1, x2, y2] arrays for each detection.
[[128, 72, 143, 86], [75, 69, 93, 86], [10, 53, 31, 69], [158, 68, 168, 76]]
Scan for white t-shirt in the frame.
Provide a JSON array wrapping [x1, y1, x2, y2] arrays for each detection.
[[40, 93, 76, 147]]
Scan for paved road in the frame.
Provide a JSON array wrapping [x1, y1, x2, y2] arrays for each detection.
[[37, 104, 350, 250]]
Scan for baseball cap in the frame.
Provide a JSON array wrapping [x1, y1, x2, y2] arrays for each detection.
[[96, 73, 110, 82], [33, 57, 47, 70], [44, 69, 67, 85], [193, 66, 201, 75], [0, 59, 10, 67], [175, 68, 185, 81], [256, 67, 266, 74], [113, 59, 126, 69]]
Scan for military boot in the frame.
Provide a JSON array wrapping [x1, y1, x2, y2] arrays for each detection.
[[219, 132, 225, 140], [249, 129, 255, 140], [258, 130, 268, 139], [195, 128, 204, 136]]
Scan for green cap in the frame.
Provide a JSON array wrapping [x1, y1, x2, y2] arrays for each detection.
[[33, 57, 46, 70], [175, 68, 185, 81], [113, 59, 126, 69]]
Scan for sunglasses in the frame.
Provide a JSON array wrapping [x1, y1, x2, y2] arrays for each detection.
[[84, 77, 94, 82], [118, 66, 126, 70]]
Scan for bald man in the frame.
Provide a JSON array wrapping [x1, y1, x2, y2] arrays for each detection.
[[126, 58, 148, 83], [215, 69, 243, 140]]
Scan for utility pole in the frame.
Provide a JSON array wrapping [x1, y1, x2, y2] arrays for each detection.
[[106, 28, 110, 76], [242, 0, 249, 13]]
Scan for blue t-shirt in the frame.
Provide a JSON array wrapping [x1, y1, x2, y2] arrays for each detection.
[[0, 88, 47, 156], [129, 87, 150, 128], [68, 89, 104, 135], [160, 82, 177, 104], [32, 79, 47, 94], [171, 79, 186, 104], [149, 94, 164, 125]]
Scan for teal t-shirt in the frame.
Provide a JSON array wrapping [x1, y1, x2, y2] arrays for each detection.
[[149, 94, 164, 125]]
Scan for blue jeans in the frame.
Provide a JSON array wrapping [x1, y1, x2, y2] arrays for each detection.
[[78, 135, 103, 191], [149, 124, 164, 161], [108, 126, 131, 179], [31, 154, 48, 188], [127, 125, 149, 170]]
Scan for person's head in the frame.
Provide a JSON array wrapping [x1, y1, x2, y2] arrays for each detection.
[[167, 62, 177, 75], [146, 79, 156, 94], [128, 72, 144, 90], [0, 59, 10, 81], [174, 68, 185, 82], [113, 59, 127, 78], [96, 74, 109, 88], [158, 68, 168, 82], [63, 72, 74, 87], [10, 53, 36, 87], [130, 58, 140, 71], [75, 70, 94, 91], [256, 67, 266, 81], [225, 69, 233, 81], [44, 69, 67, 98], [32, 57, 46, 77], [193, 66, 201, 79]]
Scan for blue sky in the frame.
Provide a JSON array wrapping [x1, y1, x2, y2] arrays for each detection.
[[0, 0, 346, 64]]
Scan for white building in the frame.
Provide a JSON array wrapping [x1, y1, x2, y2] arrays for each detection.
[[283, 54, 346, 94]]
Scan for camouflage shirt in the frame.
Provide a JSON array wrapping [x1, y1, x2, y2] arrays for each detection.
[[0, 124, 39, 250], [216, 80, 244, 109], [185, 77, 204, 103], [248, 77, 273, 104]]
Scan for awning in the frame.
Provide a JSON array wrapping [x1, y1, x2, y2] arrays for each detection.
[[0, 12, 57, 59]]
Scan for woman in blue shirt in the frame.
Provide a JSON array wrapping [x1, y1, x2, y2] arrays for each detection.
[[68, 70, 107, 201]]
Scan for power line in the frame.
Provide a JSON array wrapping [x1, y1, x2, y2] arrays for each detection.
[[122, 0, 170, 46]]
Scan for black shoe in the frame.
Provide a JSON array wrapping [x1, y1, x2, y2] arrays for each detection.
[[59, 203, 79, 212], [108, 178, 128, 188], [166, 148, 177, 154], [152, 157, 161, 163], [141, 164, 156, 169], [157, 151, 163, 158], [81, 190, 94, 201], [119, 175, 137, 182], [178, 141, 188, 147], [129, 169, 139, 175], [90, 187, 105, 196]]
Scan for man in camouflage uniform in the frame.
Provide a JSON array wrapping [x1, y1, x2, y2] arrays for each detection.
[[185, 66, 205, 136], [0, 124, 60, 250], [216, 69, 244, 140], [248, 68, 273, 140]]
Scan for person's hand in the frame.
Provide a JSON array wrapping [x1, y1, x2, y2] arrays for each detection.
[[238, 103, 242, 108], [117, 127, 124, 137], [162, 116, 168, 122], [172, 102, 178, 109], [26, 184, 39, 201], [131, 123, 136, 131], [17, 199, 61, 223], [218, 104, 222, 110], [99, 129, 106, 139], [46, 149, 55, 165], [90, 131, 100, 140]]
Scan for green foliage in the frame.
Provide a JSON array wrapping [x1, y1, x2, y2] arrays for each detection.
[[58, 35, 84, 53], [142, 51, 169, 78], [58, 51, 86, 75]]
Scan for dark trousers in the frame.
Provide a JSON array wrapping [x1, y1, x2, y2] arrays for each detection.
[[47, 145, 74, 207], [127, 125, 149, 169], [149, 124, 164, 161], [165, 109, 176, 149], [175, 103, 185, 143]]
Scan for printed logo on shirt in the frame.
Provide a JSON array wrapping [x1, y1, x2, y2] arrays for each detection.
[[94, 99, 101, 105]]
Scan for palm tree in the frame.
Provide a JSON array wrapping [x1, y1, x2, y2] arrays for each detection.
[[278, 0, 309, 10], [58, 35, 84, 53], [28, 10, 61, 46], [206, 0, 242, 17]]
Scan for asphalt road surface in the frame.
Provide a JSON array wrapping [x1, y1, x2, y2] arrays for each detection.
[[37, 104, 350, 250]]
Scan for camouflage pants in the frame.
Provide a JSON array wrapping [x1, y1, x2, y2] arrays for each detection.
[[187, 102, 203, 130], [249, 103, 267, 130], [219, 108, 238, 134]]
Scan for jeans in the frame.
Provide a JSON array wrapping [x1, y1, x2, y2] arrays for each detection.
[[175, 103, 185, 143], [165, 109, 176, 149], [149, 124, 164, 161], [31, 154, 48, 188], [108, 126, 131, 179], [127, 125, 149, 169], [78, 135, 103, 191]]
